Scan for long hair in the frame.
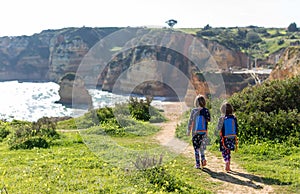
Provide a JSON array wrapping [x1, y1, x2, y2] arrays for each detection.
[[220, 102, 233, 115], [194, 95, 206, 108]]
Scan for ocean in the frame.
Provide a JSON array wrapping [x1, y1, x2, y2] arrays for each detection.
[[0, 81, 135, 122]]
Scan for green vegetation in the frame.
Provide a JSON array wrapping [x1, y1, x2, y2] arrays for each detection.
[[229, 75, 300, 146], [1, 76, 300, 193], [234, 143, 300, 193], [0, 100, 214, 193], [178, 25, 300, 65], [176, 75, 300, 193], [0, 118, 59, 150], [128, 97, 152, 121], [0, 132, 217, 193], [227, 75, 300, 193]]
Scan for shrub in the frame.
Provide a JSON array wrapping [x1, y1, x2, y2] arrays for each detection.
[[96, 106, 115, 122], [0, 128, 9, 141], [0, 121, 10, 141], [133, 154, 163, 170], [9, 136, 49, 150], [287, 22, 298, 32], [132, 154, 192, 192], [196, 29, 216, 37], [228, 75, 300, 145], [128, 97, 152, 121], [246, 31, 262, 43], [148, 106, 167, 123], [32, 117, 59, 138], [277, 39, 285, 45], [8, 117, 60, 150], [101, 119, 124, 136]]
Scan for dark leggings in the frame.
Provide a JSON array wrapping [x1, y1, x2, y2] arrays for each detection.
[[222, 149, 231, 163], [192, 134, 206, 166]]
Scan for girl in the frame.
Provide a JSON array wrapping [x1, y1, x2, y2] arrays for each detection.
[[217, 102, 238, 172], [187, 95, 211, 169]]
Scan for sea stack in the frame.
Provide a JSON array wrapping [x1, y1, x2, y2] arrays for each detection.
[[57, 72, 93, 109]]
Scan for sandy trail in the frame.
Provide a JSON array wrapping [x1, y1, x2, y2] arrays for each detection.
[[152, 101, 274, 194]]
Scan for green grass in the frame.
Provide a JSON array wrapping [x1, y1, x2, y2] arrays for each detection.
[[176, 28, 202, 35], [176, 100, 300, 194], [0, 131, 216, 193], [206, 141, 300, 194], [56, 118, 77, 130], [233, 143, 300, 193], [2, 100, 299, 193]]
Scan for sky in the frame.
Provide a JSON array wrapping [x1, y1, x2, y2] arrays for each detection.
[[0, 0, 299, 37]]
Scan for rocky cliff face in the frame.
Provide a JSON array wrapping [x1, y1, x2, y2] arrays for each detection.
[[0, 35, 50, 80], [0, 27, 121, 82], [0, 27, 267, 103], [95, 29, 250, 100], [0, 27, 249, 82], [269, 46, 300, 80]]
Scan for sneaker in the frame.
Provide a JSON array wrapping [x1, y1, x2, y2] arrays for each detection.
[[201, 160, 207, 167], [195, 164, 200, 169]]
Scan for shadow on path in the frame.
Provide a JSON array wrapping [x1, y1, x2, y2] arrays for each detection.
[[229, 170, 292, 186], [202, 168, 291, 190]]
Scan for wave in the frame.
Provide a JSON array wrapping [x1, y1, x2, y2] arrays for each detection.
[[0, 81, 131, 122]]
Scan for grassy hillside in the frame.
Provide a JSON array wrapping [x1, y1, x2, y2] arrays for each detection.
[[0, 99, 216, 193], [178, 26, 300, 66], [1, 78, 300, 193], [0, 132, 218, 193]]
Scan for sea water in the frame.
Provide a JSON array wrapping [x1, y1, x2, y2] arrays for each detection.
[[0, 81, 131, 122]]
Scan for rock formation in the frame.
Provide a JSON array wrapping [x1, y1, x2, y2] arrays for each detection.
[[57, 73, 93, 109], [269, 46, 300, 80], [0, 27, 273, 102]]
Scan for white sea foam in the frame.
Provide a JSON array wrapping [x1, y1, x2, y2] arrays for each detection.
[[0, 81, 131, 122]]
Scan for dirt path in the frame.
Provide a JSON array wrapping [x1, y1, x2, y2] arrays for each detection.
[[152, 101, 274, 194]]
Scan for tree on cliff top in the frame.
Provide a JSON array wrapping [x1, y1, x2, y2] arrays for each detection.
[[287, 22, 298, 32], [166, 19, 177, 28]]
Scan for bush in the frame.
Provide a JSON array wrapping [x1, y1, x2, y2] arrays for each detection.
[[246, 31, 262, 43], [228, 75, 300, 145], [148, 106, 167, 123], [133, 154, 163, 170], [0, 128, 9, 141], [9, 136, 49, 150], [0, 121, 10, 141], [196, 29, 217, 37], [132, 165, 193, 193], [277, 39, 285, 45], [128, 97, 152, 121], [132, 154, 192, 193], [8, 117, 60, 150], [96, 106, 115, 122], [32, 117, 59, 138], [287, 22, 298, 32]]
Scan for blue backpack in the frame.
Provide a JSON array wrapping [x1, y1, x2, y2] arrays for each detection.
[[223, 117, 237, 138], [195, 113, 207, 135]]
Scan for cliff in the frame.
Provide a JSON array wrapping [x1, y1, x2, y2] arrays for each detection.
[[92, 28, 251, 100], [0, 27, 121, 82], [269, 46, 300, 80], [0, 27, 272, 104]]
